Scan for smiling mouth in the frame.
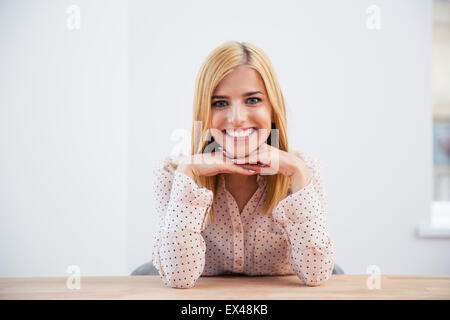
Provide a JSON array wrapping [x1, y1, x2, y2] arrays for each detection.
[[222, 127, 257, 140]]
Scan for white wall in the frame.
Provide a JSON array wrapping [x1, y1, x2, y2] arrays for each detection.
[[0, 0, 128, 277], [1, 0, 448, 278]]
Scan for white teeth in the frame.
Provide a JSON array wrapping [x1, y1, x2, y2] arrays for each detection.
[[226, 128, 256, 137]]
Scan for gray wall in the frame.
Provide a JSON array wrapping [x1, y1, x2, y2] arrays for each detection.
[[1, 0, 448, 277]]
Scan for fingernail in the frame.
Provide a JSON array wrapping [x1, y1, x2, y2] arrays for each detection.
[[231, 158, 237, 162], [248, 169, 255, 173]]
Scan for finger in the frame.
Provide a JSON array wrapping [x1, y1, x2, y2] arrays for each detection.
[[246, 149, 260, 165], [233, 150, 270, 166], [236, 164, 262, 172], [226, 164, 257, 175], [244, 142, 272, 164], [231, 166, 257, 175], [261, 142, 275, 151], [230, 145, 259, 164], [237, 163, 268, 169], [259, 154, 272, 166]]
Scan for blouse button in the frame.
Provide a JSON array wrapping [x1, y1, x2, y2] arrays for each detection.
[[235, 226, 241, 233], [236, 258, 243, 265]]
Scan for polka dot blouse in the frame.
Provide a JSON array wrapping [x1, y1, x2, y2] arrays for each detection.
[[151, 151, 335, 289]]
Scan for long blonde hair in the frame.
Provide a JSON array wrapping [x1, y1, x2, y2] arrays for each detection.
[[168, 41, 290, 226]]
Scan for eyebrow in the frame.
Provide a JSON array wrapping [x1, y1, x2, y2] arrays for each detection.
[[212, 91, 263, 99]]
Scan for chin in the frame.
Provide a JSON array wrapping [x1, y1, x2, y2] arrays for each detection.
[[229, 145, 259, 160]]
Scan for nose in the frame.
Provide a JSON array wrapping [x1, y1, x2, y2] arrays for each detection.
[[228, 102, 247, 126]]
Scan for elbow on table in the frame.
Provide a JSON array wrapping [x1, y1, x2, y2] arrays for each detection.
[[156, 259, 203, 289], [300, 265, 334, 287], [303, 273, 332, 287], [163, 276, 198, 289], [304, 278, 327, 287]]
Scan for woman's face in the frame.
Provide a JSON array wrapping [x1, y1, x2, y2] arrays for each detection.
[[210, 65, 273, 159]]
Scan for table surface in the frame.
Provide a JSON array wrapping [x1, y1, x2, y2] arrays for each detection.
[[1, 275, 449, 300]]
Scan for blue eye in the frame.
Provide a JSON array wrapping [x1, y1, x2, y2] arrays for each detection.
[[247, 97, 261, 104], [212, 100, 228, 108], [211, 97, 262, 108]]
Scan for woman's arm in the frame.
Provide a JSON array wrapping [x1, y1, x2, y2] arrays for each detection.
[[272, 153, 335, 286], [151, 160, 213, 289]]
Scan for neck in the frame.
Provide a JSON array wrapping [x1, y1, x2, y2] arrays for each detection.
[[223, 173, 257, 190]]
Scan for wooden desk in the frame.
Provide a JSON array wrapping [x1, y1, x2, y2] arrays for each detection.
[[0, 275, 449, 300]]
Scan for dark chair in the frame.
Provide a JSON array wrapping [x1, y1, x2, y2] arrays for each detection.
[[131, 261, 344, 275], [131, 261, 159, 275]]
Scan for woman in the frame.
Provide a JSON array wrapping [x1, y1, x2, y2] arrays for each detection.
[[152, 41, 335, 289]]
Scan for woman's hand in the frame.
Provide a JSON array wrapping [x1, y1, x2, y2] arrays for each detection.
[[223, 143, 312, 192], [176, 151, 258, 180]]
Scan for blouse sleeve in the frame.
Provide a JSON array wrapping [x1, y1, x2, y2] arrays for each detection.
[[272, 152, 335, 286], [151, 159, 213, 288]]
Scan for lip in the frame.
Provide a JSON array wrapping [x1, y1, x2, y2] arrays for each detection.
[[222, 127, 257, 141]]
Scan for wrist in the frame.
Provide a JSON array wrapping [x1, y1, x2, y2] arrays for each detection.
[[289, 159, 311, 192], [177, 162, 196, 181], [289, 157, 306, 177], [290, 171, 311, 193]]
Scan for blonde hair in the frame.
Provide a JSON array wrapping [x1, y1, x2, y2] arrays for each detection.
[[168, 41, 290, 226]]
